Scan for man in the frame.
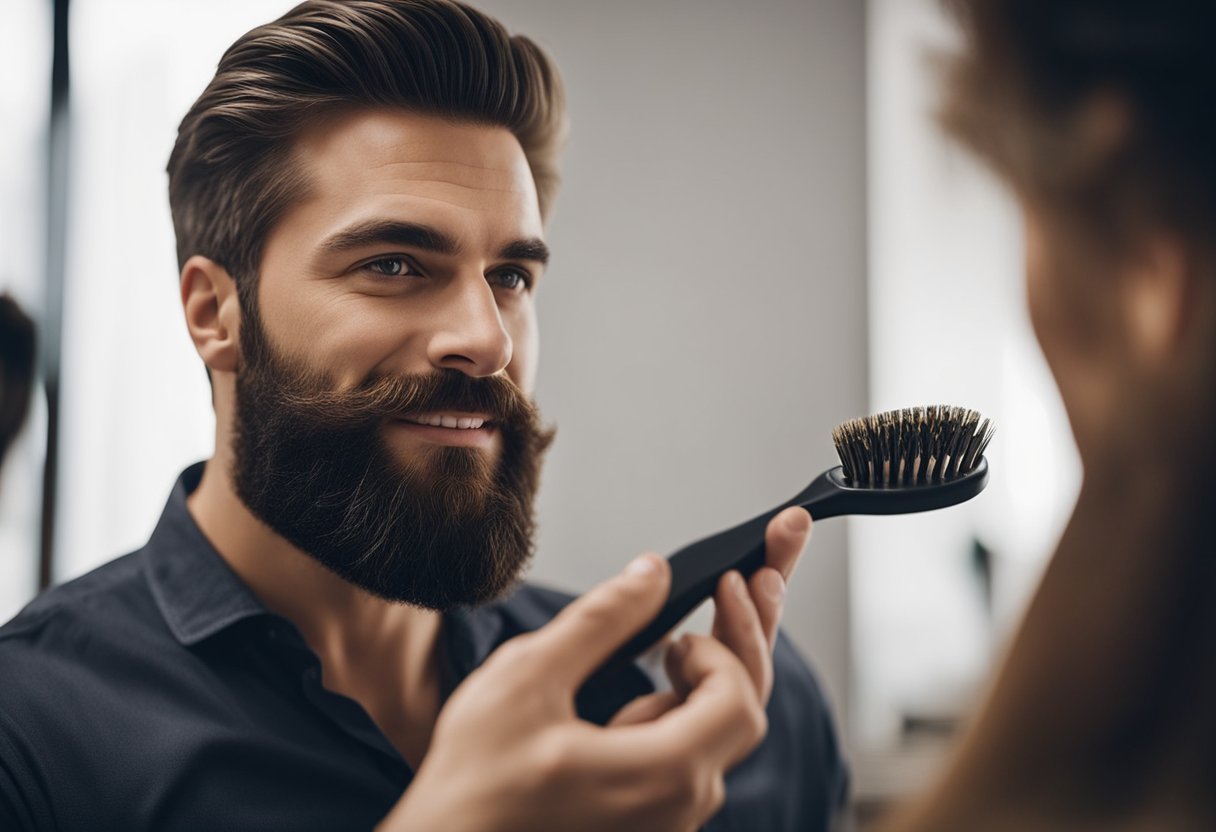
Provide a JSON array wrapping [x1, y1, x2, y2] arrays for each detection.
[[0, 2, 847, 830]]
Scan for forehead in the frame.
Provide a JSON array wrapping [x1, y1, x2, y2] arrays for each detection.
[[283, 108, 543, 245]]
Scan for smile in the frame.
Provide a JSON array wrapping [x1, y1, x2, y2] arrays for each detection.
[[399, 412, 491, 429], [389, 412, 499, 450]]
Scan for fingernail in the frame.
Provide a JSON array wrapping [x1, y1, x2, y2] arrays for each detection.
[[759, 570, 786, 603], [785, 508, 811, 536], [625, 555, 659, 578]]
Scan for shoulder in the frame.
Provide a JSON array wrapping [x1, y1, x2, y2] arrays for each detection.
[[0, 551, 158, 832], [0, 548, 173, 729], [0, 551, 154, 652]]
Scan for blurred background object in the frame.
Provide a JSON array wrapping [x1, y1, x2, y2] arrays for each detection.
[[0, 0, 1078, 825], [0, 296, 36, 474]]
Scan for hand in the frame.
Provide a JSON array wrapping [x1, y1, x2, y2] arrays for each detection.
[[377, 559, 753, 831], [378, 507, 813, 832], [713, 506, 812, 702], [611, 506, 813, 726]]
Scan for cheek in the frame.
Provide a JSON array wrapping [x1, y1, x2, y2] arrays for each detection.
[[1021, 209, 1132, 447], [1025, 244, 1059, 360], [1022, 210, 1089, 372], [259, 288, 424, 386], [1024, 214, 1061, 363]]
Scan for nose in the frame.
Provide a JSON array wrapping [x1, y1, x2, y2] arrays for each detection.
[[426, 274, 513, 378]]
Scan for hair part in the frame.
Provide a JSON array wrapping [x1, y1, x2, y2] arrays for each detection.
[[167, 0, 566, 309]]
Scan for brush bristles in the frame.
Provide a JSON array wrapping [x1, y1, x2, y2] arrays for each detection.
[[832, 406, 994, 488]]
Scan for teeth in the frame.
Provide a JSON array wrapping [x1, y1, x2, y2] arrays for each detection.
[[405, 414, 487, 430]]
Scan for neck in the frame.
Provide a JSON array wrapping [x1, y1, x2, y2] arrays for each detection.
[[187, 453, 444, 766]]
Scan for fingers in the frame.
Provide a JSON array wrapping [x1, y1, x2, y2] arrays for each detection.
[[748, 568, 786, 651], [709, 571, 772, 702], [644, 634, 768, 769], [706, 510, 804, 703], [525, 554, 672, 690], [763, 507, 812, 582], [607, 691, 681, 727], [744, 507, 806, 650]]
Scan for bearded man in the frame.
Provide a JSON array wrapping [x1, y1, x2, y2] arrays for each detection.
[[0, 2, 847, 830]]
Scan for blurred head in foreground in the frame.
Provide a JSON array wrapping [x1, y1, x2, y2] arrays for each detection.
[[887, 3, 1216, 830], [940, 0, 1216, 471], [880, 3, 1216, 827]]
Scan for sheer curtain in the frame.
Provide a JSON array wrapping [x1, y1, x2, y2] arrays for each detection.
[[54, 0, 295, 581]]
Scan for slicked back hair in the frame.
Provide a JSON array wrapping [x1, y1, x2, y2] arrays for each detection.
[[167, 0, 566, 306]]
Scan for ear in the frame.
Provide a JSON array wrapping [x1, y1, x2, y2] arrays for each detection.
[[180, 255, 241, 373], [1120, 232, 1191, 365]]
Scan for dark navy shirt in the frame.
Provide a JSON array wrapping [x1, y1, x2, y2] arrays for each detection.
[[0, 464, 848, 831]]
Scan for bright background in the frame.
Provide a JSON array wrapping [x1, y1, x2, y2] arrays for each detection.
[[0, 0, 1079, 808]]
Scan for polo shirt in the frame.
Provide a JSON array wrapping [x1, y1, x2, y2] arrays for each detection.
[[0, 463, 848, 830]]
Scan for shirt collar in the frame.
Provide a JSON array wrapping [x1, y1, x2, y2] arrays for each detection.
[[143, 462, 269, 646]]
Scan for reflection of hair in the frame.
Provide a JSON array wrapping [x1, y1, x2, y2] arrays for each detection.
[[167, 0, 565, 305], [940, 0, 1216, 250], [0, 294, 35, 468]]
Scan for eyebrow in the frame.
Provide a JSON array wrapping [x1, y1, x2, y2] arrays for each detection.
[[318, 219, 550, 265], [498, 238, 551, 266], [318, 220, 458, 256]]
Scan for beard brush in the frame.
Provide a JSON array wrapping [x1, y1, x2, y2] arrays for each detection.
[[609, 405, 995, 666]]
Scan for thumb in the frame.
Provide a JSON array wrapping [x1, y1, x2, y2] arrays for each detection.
[[527, 554, 671, 690]]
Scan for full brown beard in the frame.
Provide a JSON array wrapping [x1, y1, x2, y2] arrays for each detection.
[[230, 307, 554, 610]]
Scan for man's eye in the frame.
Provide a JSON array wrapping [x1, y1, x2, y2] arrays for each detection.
[[363, 257, 416, 277], [491, 268, 531, 292]]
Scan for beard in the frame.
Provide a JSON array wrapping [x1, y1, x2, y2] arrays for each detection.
[[230, 309, 554, 611]]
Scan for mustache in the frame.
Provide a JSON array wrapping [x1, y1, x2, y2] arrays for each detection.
[[266, 368, 538, 429]]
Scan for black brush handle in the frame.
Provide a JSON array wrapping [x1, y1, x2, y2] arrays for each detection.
[[606, 459, 989, 668]]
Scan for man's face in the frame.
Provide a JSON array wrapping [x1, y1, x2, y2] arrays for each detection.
[[230, 109, 554, 609]]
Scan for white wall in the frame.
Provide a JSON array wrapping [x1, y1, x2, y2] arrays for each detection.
[[48, 0, 867, 737]]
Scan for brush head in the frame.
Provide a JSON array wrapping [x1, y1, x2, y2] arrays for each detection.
[[832, 405, 995, 488]]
